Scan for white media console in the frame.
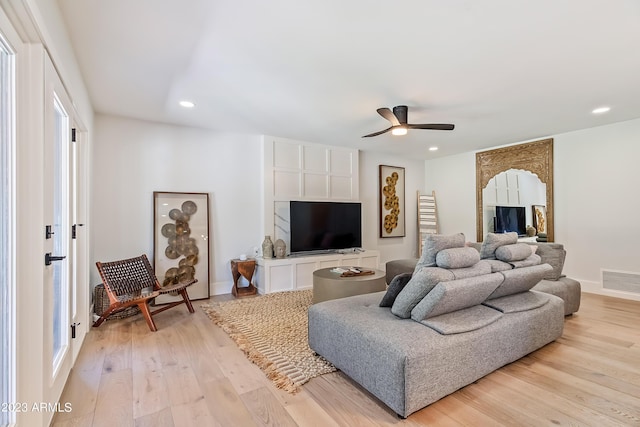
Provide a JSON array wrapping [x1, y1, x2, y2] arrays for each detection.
[[255, 250, 380, 294]]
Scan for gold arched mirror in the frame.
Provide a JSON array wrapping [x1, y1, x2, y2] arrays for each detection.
[[476, 138, 554, 242]]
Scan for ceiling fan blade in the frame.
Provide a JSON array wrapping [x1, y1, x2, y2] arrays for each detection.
[[408, 123, 455, 131], [377, 108, 400, 126], [362, 126, 392, 138]]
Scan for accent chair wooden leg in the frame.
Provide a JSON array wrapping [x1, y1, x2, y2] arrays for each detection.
[[93, 315, 107, 327], [138, 302, 158, 332], [180, 288, 195, 313]]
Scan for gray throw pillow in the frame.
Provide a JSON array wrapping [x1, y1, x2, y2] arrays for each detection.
[[495, 243, 533, 262], [479, 232, 518, 260], [379, 272, 413, 307], [414, 233, 466, 272], [435, 247, 480, 269]]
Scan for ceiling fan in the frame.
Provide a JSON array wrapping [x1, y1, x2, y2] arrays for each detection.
[[362, 105, 455, 138]]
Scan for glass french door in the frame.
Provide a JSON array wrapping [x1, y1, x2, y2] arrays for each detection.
[[43, 54, 77, 403]]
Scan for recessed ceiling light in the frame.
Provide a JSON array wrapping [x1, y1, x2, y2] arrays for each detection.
[[179, 100, 195, 108], [592, 106, 610, 114], [429, 146, 438, 151]]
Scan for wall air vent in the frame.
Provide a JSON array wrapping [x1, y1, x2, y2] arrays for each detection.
[[602, 269, 640, 295]]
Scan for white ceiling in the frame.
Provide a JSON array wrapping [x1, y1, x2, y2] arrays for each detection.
[[56, 0, 640, 159]]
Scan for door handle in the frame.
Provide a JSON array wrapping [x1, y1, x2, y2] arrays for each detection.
[[45, 252, 66, 266]]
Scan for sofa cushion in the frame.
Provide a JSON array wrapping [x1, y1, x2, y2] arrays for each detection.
[[435, 247, 480, 269], [483, 291, 549, 313], [379, 272, 413, 307], [479, 232, 518, 260], [509, 253, 542, 269], [449, 260, 492, 279], [414, 233, 466, 271], [526, 243, 566, 280], [391, 267, 454, 318], [487, 263, 553, 300], [484, 259, 513, 272], [420, 305, 503, 335], [495, 243, 533, 262], [410, 272, 504, 321]]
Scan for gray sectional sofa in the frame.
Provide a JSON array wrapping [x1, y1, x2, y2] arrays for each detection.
[[308, 232, 580, 418]]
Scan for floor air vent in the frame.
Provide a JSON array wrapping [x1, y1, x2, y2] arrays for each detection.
[[602, 269, 640, 294]]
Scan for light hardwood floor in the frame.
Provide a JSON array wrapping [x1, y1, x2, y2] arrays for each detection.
[[51, 292, 640, 427]]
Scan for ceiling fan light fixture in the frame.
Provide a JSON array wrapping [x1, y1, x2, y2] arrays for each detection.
[[391, 126, 408, 136]]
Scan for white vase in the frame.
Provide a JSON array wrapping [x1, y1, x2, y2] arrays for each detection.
[[262, 236, 274, 259]]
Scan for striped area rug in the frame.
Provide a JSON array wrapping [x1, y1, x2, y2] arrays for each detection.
[[201, 289, 336, 393]]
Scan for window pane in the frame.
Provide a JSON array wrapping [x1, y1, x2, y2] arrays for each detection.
[[52, 96, 69, 368]]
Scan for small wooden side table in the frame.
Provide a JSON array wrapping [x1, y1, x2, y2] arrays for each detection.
[[230, 258, 257, 297]]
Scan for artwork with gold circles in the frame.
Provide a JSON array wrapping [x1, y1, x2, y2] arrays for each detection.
[[153, 192, 210, 302], [532, 204, 547, 234], [379, 165, 405, 238]]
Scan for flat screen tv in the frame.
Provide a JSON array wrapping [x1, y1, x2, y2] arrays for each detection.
[[289, 201, 362, 254], [495, 206, 526, 236]]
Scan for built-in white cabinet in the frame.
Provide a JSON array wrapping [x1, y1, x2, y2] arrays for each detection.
[[255, 250, 380, 294], [262, 135, 360, 243]]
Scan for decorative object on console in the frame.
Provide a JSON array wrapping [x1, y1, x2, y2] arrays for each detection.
[[153, 191, 210, 301], [526, 225, 537, 237], [532, 205, 547, 234], [262, 235, 274, 258], [274, 238, 286, 258], [379, 165, 405, 238]]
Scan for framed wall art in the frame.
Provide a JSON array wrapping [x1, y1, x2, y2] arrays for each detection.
[[532, 204, 547, 235], [379, 165, 405, 238], [153, 192, 210, 302]]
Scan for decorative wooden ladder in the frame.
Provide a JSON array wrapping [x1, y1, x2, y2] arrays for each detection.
[[417, 191, 439, 256]]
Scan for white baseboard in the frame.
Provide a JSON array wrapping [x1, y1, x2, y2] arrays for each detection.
[[209, 281, 233, 296]]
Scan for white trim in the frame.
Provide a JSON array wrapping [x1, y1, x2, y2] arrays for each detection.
[[0, 8, 18, 427]]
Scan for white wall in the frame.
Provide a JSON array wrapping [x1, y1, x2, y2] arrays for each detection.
[[425, 117, 640, 300], [424, 151, 477, 240], [92, 115, 262, 295], [92, 116, 427, 291]]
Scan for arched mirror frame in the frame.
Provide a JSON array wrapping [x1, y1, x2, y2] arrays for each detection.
[[476, 138, 554, 242]]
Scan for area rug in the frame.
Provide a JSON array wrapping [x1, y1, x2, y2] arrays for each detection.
[[201, 289, 336, 393]]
